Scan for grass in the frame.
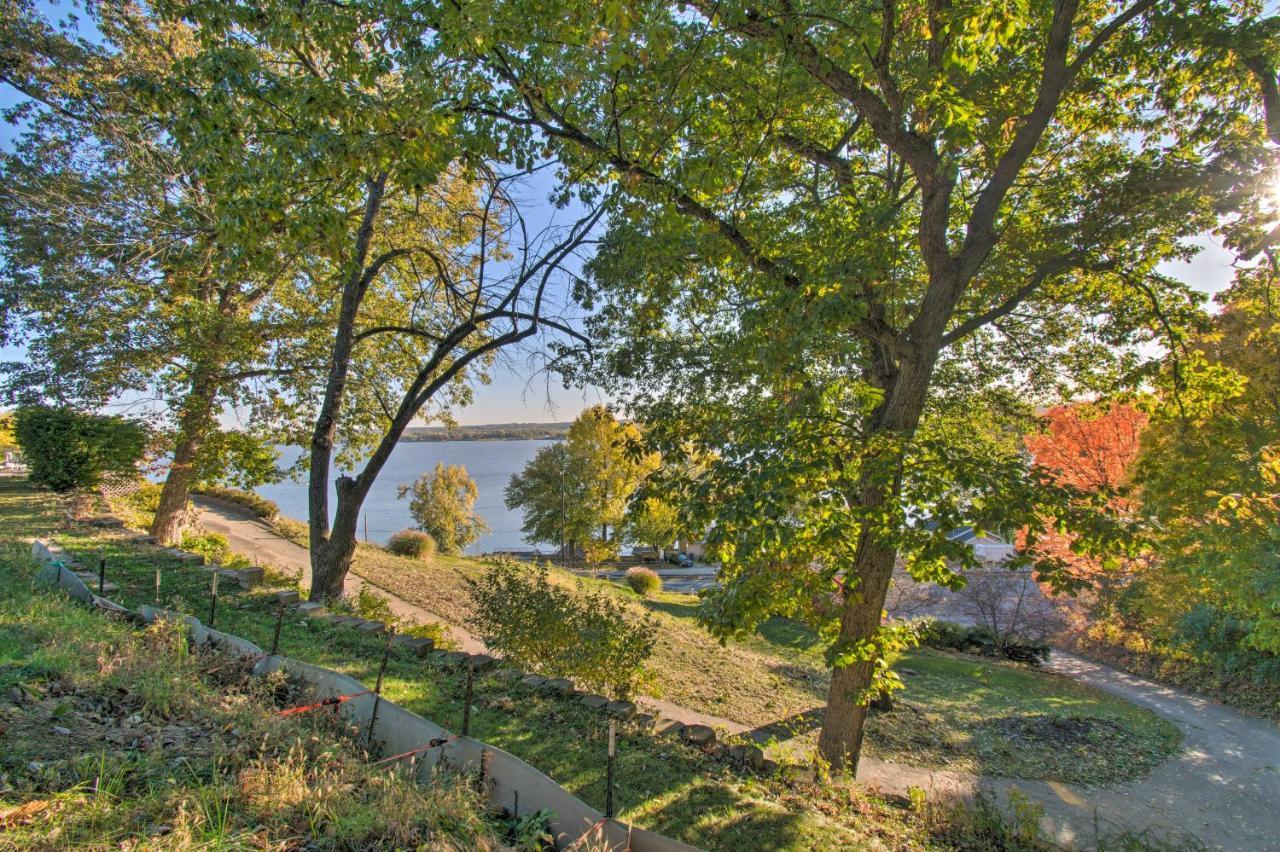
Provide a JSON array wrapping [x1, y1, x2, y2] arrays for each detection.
[[268, 514, 1180, 786], [0, 538, 510, 850], [4, 477, 1202, 850]]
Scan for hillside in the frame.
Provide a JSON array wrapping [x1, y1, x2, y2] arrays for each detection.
[[0, 540, 507, 848], [401, 422, 571, 442]]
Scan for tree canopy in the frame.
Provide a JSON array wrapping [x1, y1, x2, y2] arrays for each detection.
[[400, 462, 488, 555]]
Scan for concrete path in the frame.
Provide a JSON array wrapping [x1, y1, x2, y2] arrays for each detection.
[[193, 498, 1279, 849]]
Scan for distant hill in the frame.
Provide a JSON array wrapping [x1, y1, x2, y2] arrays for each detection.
[[400, 422, 571, 442]]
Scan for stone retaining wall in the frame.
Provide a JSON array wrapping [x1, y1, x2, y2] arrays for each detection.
[[29, 540, 698, 852]]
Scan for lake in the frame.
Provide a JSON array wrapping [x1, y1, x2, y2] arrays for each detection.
[[254, 439, 556, 555]]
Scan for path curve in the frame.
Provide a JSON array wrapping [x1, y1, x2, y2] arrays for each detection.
[[194, 498, 1279, 849]]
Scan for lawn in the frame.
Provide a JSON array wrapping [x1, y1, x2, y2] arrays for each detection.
[[267, 510, 1179, 786]]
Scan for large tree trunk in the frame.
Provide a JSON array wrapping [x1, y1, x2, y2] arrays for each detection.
[[816, 352, 937, 772], [150, 374, 219, 545], [307, 175, 387, 602]]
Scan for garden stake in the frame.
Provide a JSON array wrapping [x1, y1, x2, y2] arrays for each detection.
[[98, 554, 106, 595], [270, 602, 285, 655], [208, 570, 219, 627], [366, 631, 394, 750], [606, 719, 616, 818], [154, 566, 161, 605], [462, 661, 474, 737]]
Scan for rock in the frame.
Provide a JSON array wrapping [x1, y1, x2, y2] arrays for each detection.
[[297, 602, 327, 618], [274, 590, 300, 606], [494, 668, 523, 680], [51, 725, 71, 736], [440, 651, 469, 667], [760, 758, 779, 774], [519, 673, 547, 688], [681, 724, 716, 747], [579, 694, 610, 710], [543, 678, 575, 695], [605, 700, 637, 720], [467, 654, 496, 672], [355, 620, 385, 634], [654, 718, 685, 736], [404, 637, 435, 657], [631, 713, 656, 729], [129, 534, 157, 545], [235, 567, 264, 589], [727, 744, 766, 770]]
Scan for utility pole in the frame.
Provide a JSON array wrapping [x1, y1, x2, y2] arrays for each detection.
[[559, 457, 567, 568]]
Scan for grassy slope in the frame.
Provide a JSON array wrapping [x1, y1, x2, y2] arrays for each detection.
[[0, 514, 503, 848], [272, 516, 1179, 786], [62, 481, 955, 850]]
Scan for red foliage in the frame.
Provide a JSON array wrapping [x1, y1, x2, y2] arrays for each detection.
[[1024, 402, 1148, 492], [1020, 403, 1149, 624]]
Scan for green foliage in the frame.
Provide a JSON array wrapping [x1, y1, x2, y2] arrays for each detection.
[[915, 619, 1050, 665], [624, 494, 679, 552], [466, 560, 657, 698], [178, 532, 252, 570], [191, 485, 279, 521], [506, 406, 657, 561], [387, 530, 437, 561], [14, 405, 147, 493], [398, 463, 487, 555], [624, 566, 662, 597]]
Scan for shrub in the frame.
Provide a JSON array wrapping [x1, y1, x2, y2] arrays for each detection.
[[14, 404, 148, 492], [192, 485, 279, 520], [466, 560, 657, 698], [178, 532, 252, 570], [332, 585, 451, 647], [625, 566, 662, 597], [916, 618, 1050, 665], [387, 529, 437, 561]]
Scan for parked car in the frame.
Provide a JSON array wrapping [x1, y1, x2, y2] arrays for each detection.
[[664, 552, 693, 568]]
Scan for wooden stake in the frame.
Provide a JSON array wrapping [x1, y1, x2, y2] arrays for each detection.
[[366, 631, 394, 750], [208, 570, 219, 627], [462, 661, 475, 737], [606, 718, 616, 818]]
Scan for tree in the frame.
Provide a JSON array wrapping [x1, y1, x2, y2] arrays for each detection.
[[1021, 402, 1150, 610], [157, 0, 605, 601], [14, 405, 148, 493], [1133, 265, 1280, 657], [506, 406, 656, 562], [506, 442, 579, 557], [625, 494, 679, 557], [399, 463, 488, 555], [445, 0, 1278, 770], [0, 2, 308, 543]]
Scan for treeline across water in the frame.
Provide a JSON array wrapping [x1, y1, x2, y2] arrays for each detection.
[[401, 423, 571, 443]]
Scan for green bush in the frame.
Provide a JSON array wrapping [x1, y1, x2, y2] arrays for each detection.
[[178, 532, 252, 570], [332, 585, 451, 647], [14, 404, 148, 492], [191, 485, 279, 520], [625, 566, 662, 597], [466, 560, 657, 698], [387, 529, 437, 560], [915, 618, 1050, 665]]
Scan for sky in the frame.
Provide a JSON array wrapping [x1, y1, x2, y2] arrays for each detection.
[[0, 3, 1246, 427]]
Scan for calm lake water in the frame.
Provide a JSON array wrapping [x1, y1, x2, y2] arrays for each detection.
[[254, 439, 555, 555]]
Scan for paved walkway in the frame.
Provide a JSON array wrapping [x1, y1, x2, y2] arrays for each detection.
[[194, 498, 1280, 850]]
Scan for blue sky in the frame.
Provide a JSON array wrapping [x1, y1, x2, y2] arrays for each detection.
[[0, 3, 1243, 427]]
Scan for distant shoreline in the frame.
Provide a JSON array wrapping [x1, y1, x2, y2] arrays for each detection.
[[399, 422, 570, 443]]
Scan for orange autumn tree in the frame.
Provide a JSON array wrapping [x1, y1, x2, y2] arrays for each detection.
[[1022, 403, 1149, 630]]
